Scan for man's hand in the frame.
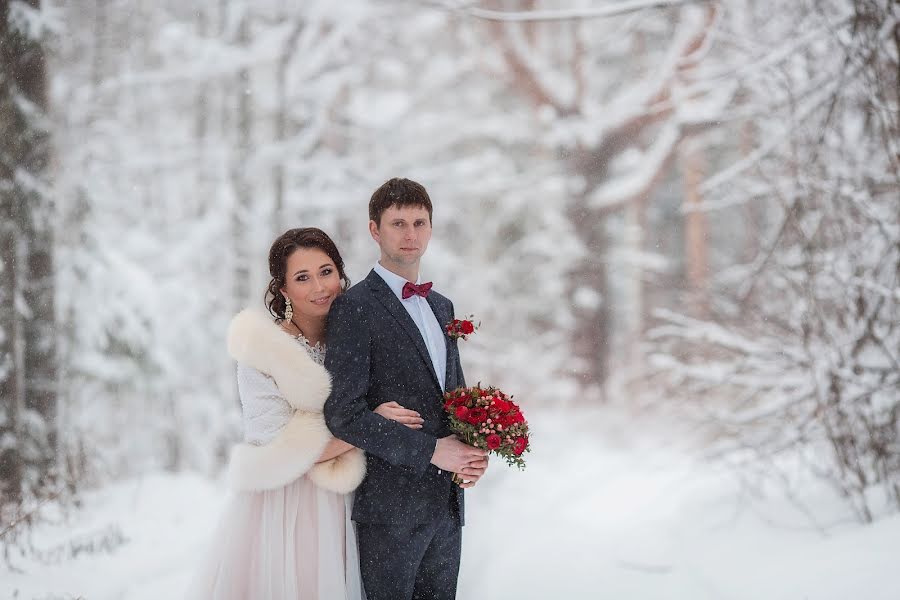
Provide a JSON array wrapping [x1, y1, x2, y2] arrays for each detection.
[[431, 435, 489, 486], [454, 453, 489, 489]]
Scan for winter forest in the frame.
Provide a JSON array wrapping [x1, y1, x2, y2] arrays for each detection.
[[2, 0, 898, 598]]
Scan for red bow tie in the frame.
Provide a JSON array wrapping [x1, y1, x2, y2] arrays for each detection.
[[402, 281, 433, 299]]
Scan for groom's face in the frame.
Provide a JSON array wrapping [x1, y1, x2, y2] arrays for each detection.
[[369, 204, 432, 267]]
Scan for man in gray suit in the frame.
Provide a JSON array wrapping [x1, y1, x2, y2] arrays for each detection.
[[324, 178, 489, 600]]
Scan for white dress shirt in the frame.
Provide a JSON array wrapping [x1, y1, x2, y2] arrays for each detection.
[[373, 261, 447, 391]]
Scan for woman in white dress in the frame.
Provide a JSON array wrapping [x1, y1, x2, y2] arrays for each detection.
[[187, 228, 424, 600]]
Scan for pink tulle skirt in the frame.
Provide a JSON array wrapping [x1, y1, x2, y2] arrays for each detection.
[[185, 475, 365, 600]]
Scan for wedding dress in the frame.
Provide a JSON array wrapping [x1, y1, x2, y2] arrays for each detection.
[[185, 333, 365, 600]]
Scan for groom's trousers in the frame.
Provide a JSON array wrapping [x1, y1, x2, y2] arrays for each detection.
[[356, 509, 462, 600]]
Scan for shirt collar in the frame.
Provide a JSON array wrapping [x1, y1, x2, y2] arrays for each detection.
[[373, 261, 420, 301]]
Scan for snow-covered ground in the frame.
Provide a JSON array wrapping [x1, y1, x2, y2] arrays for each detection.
[[4, 407, 898, 600]]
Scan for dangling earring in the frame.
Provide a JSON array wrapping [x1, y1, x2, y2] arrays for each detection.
[[284, 296, 293, 322]]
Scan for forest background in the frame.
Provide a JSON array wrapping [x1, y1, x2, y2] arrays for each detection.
[[1, 0, 898, 597]]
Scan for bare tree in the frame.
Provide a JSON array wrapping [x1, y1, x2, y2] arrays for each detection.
[[649, 0, 900, 522], [466, 0, 722, 396]]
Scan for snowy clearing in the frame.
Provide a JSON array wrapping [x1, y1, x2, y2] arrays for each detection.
[[4, 407, 897, 600]]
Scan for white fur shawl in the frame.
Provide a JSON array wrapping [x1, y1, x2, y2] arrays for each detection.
[[225, 308, 366, 494]]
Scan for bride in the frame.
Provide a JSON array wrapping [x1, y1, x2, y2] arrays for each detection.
[[187, 227, 424, 600]]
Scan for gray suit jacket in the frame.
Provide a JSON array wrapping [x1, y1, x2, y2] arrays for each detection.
[[324, 269, 466, 525]]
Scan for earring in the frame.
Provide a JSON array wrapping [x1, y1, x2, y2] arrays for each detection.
[[284, 296, 293, 321]]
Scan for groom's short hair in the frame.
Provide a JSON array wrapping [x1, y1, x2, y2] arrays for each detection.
[[369, 178, 433, 226]]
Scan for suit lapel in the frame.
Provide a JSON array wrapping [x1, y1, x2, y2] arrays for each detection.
[[365, 271, 442, 390], [426, 293, 454, 390]]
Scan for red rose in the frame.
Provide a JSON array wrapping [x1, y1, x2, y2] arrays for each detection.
[[455, 406, 469, 421], [492, 398, 512, 413], [513, 436, 528, 456], [460, 320, 475, 334], [465, 407, 488, 424], [486, 434, 502, 450], [496, 413, 516, 427], [512, 411, 525, 424]]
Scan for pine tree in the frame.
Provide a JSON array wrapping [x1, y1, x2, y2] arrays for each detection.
[[0, 0, 57, 510]]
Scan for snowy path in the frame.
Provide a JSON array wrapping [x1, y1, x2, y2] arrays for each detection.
[[458, 408, 900, 599], [4, 407, 898, 600]]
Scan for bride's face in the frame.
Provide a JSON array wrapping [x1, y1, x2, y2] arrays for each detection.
[[280, 247, 343, 321]]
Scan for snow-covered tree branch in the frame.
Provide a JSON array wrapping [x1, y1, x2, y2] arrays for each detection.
[[648, 0, 899, 522]]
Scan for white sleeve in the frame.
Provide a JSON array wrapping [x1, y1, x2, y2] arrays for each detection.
[[236, 363, 293, 446]]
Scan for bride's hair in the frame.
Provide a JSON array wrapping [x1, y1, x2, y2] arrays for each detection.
[[265, 227, 351, 320]]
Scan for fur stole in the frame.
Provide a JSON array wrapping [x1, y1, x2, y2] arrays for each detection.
[[225, 308, 365, 494]]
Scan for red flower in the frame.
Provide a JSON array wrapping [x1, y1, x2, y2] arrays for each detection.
[[492, 398, 512, 413], [441, 385, 529, 472], [495, 413, 515, 427], [513, 436, 528, 456], [446, 316, 478, 340], [444, 389, 470, 407], [465, 407, 488, 424]]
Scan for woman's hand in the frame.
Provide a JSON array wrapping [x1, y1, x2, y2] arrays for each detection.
[[374, 401, 424, 429]]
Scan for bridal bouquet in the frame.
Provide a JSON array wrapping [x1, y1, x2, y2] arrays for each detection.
[[443, 384, 530, 470]]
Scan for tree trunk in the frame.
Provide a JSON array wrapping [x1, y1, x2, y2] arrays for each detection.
[[740, 120, 764, 264], [231, 8, 252, 311], [0, 199, 25, 504], [194, 4, 211, 220], [567, 198, 611, 399], [0, 0, 56, 502], [273, 35, 288, 236], [681, 137, 709, 317], [623, 195, 648, 373]]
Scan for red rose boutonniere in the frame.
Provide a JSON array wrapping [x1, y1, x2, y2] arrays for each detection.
[[446, 315, 479, 341]]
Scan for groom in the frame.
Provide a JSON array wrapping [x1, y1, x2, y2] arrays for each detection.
[[324, 178, 489, 600]]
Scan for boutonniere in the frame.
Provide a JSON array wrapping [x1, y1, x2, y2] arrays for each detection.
[[446, 316, 479, 341]]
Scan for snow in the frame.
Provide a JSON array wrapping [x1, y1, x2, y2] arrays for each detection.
[[4, 406, 898, 600], [7, 1, 61, 40], [3, 0, 896, 597]]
